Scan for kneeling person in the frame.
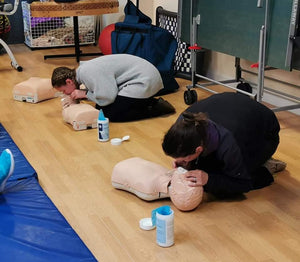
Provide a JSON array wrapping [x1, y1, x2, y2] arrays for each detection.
[[162, 93, 286, 198], [51, 54, 175, 122]]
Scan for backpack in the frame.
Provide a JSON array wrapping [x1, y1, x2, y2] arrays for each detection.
[[111, 0, 179, 95]]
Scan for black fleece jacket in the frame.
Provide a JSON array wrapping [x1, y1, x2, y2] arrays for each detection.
[[183, 92, 280, 197]]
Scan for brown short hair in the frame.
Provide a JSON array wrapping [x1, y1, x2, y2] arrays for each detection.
[[51, 67, 76, 87]]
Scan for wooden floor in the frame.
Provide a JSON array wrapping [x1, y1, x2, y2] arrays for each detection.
[[1, 44, 300, 262]]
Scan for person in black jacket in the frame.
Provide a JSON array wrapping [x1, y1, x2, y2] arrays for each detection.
[[162, 92, 286, 198]]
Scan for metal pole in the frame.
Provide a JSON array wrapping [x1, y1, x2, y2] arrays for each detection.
[[191, 15, 200, 86], [257, 25, 265, 102], [190, 0, 195, 88], [256, 0, 269, 102]]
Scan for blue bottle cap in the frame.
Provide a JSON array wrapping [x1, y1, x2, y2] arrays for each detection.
[[151, 205, 172, 226], [98, 109, 106, 120]]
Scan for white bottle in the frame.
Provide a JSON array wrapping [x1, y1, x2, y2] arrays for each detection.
[[97, 109, 109, 142], [155, 206, 174, 247]]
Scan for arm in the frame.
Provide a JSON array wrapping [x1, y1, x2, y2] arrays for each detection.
[[203, 171, 252, 197], [186, 137, 253, 197], [86, 81, 118, 106], [70, 89, 87, 100], [204, 141, 253, 197], [183, 168, 252, 198], [77, 61, 118, 106]]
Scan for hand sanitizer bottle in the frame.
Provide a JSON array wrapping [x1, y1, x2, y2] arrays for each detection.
[[97, 109, 109, 142]]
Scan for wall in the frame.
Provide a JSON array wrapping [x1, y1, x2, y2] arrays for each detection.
[[101, 0, 127, 28], [153, 0, 177, 15]]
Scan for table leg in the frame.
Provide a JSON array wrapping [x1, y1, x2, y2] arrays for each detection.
[[44, 16, 102, 62]]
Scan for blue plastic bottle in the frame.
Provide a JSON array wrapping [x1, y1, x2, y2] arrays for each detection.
[[97, 109, 109, 142]]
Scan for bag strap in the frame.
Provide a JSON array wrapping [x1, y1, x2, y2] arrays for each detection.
[[127, 0, 139, 9], [124, 0, 151, 24]]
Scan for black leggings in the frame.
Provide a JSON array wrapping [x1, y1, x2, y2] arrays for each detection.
[[96, 96, 154, 122]]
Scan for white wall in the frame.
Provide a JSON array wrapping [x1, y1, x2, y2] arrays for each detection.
[[101, 0, 127, 28], [153, 0, 178, 14]]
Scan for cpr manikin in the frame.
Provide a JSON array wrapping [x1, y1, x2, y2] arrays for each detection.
[[61, 95, 99, 131], [111, 157, 203, 211], [13, 77, 60, 103]]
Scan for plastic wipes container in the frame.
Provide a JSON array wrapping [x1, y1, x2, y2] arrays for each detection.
[[139, 205, 174, 247], [153, 205, 174, 247]]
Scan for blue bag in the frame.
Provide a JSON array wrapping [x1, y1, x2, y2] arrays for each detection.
[[111, 1, 179, 95]]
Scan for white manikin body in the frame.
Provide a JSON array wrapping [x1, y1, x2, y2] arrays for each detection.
[[112, 157, 203, 211], [112, 157, 171, 201], [13, 77, 60, 103], [62, 102, 99, 131]]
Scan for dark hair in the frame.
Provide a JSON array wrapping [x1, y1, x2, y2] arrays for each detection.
[[162, 111, 208, 157], [51, 67, 77, 87]]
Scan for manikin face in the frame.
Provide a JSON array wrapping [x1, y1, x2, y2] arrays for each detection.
[[54, 79, 76, 95], [169, 168, 204, 211]]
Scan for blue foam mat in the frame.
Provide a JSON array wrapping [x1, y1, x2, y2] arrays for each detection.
[[0, 124, 97, 261], [0, 124, 36, 181]]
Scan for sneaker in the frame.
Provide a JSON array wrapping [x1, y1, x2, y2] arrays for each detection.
[[264, 158, 287, 174], [0, 149, 15, 193]]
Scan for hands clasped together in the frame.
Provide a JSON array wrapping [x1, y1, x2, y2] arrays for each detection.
[[61, 90, 87, 108], [184, 170, 208, 187], [173, 160, 208, 187]]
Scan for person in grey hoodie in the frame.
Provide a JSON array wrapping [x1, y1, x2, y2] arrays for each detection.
[[51, 54, 175, 122]]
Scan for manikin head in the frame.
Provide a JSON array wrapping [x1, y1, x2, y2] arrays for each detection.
[[168, 168, 203, 211]]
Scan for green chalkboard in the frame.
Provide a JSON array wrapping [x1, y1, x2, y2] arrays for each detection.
[[179, 0, 299, 71]]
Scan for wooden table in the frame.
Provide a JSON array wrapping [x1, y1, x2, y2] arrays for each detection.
[[30, 0, 119, 62]]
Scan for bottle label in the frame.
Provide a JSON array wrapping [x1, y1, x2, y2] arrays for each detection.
[[98, 121, 109, 141], [156, 215, 174, 246], [154, 206, 174, 247], [156, 219, 167, 243]]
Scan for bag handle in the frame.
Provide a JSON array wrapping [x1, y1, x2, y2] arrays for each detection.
[[124, 0, 151, 24], [127, 0, 139, 9]]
